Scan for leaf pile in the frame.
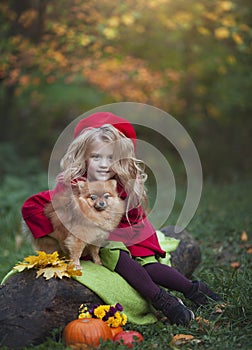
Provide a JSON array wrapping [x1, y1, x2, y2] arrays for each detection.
[[13, 251, 82, 280]]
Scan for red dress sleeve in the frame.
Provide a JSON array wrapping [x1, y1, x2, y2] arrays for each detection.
[[21, 180, 67, 238], [21, 190, 54, 238]]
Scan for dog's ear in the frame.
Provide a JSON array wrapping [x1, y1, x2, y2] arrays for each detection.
[[107, 179, 117, 190], [71, 181, 86, 196]]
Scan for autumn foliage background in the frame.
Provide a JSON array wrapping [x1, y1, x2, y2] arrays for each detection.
[[0, 2, 252, 349], [1, 0, 252, 180]]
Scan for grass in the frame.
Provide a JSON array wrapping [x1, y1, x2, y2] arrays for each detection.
[[0, 174, 251, 349]]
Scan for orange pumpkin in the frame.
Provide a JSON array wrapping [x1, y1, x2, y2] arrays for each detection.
[[62, 318, 113, 349], [110, 326, 123, 339]]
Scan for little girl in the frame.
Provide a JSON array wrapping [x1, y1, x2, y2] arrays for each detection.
[[22, 111, 222, 326]]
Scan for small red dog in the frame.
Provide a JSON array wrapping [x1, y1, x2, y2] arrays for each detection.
[[30, 180, 124, 269]]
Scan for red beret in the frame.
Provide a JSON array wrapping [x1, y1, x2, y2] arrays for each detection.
[[74, 112, 136, 148]]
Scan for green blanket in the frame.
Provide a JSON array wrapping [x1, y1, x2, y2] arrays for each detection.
[[74, 260, 157, 324], [1, 232, 179, 325]]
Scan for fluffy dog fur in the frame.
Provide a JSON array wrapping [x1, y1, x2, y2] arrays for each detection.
[[30, 180, 124, 269]]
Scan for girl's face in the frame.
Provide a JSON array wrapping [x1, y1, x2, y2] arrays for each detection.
[[86, 140, 115, 182]]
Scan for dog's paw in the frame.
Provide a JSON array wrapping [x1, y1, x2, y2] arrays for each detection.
[[73, 263, 82, 270], [93, 258, 102, 266]]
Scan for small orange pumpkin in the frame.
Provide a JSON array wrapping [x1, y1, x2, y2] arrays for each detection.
[[110, 326, 123, 339], [62, 318, 113, 349]]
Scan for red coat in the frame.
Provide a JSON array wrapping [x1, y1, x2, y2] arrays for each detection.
[[22, 180, 165, 259]]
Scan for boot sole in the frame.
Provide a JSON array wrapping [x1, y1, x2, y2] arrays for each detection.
[[176, 296, 195, 321]]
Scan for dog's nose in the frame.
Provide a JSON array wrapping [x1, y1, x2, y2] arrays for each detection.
[[95, 201, 107, 211]]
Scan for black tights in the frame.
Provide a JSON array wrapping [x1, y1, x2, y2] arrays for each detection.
[[115, 251, 192, 301]]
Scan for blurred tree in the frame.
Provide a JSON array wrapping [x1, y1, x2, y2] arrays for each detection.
[[0, 0, 251, 178]]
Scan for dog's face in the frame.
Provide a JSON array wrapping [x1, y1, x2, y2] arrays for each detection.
[[75, 179, 118, 212], [86, 191, 110, 211]]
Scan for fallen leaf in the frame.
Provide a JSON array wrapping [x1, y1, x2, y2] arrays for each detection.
[[170, 334, 194, 347], [12, 251, 81, 280], [230, 261, 240, 268], [66, 263, 83, 277], [13, 264, 30, 272], [196, 316, 210, 330], [247, 247, 252, 254], [36, 265, 72, 280], [240, 231, 248, 241], [214, 303, 227, 314]]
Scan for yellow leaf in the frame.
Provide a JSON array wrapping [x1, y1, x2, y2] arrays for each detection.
[[219, 1, 233, 11], [197, 26, 210, 36], [214, 27, 229, 39], [36, 251, 60, 266], [103, 28, 117, 40], [170, 334, 194, 347], [107, 16, 120, 28], [122, 14, 135, 26], [221, 17, 235, 27], [36, 268, 55, 280], [241, 231, 248, 241], [232, 33, 243, 45], [13, 264, 29, 272], [203, 12, 218, 22], [80, 35, 91, 47], [36, 265, 66, 280], [13, 251, 81, 280]]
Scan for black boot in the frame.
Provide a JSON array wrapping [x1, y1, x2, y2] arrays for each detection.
[[152, 288, 194, 326], [184, 280, 223, 306]]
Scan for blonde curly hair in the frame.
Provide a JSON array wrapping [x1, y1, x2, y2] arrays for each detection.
[[59, 124, 148, 211]]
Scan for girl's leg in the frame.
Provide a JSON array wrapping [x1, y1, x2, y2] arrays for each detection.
[[144, 262, 223, 305], [143, 262, 193, 294], [115, 251, 194, 325], [114, 251, 160, 300]]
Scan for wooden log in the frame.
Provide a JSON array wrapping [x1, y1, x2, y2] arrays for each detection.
[[0, 227, 200, 349], [0, 269, 102, 349]]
